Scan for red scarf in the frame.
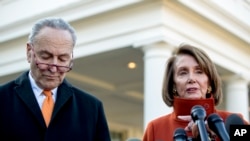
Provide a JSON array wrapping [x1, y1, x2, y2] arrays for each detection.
[[173, 96, 215, 119]]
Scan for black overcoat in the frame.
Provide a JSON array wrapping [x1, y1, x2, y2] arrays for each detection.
[[0, 71, 111, 141]]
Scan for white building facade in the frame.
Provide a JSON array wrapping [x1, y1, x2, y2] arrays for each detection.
[[1, 0, 250, 140]]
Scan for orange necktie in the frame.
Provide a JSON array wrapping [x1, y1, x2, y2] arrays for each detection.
[[42, 90, 54, 127]]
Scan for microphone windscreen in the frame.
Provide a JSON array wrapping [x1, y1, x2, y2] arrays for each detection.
[[173, 128, 187, 141], [225, 114, 244, 134], [207, 113, 223, 131], [207, 113, 230, 141], [191, 105, 206, 121]]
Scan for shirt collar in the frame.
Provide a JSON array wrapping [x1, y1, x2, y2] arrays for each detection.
[[28, 71, 58, 95]]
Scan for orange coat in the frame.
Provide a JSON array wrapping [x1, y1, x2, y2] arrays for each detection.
[[142, 97, 248, 141]]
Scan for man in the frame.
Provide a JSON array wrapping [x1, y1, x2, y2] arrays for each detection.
[[0, 17, 111, 141]]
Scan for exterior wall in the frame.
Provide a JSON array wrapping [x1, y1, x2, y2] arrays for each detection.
[[1, 0, 249, 140]]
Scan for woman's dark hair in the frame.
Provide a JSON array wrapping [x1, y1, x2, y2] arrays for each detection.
[[162, 44, 222, 106]]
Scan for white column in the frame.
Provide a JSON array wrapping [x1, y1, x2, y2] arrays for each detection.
[[141, 42, 173, 129], [224, 76, 249, 121]]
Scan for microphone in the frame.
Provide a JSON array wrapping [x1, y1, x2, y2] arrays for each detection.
[[191, 105, 209, 141], [207, 113, 229, 141], [173, 128, 188, 141], [225, 114, 244, 134]]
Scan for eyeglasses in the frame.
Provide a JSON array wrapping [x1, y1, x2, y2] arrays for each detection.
[[31, 45, 73, 73], [35, 60, 73, 73]]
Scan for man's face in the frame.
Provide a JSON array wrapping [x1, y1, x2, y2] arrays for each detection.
[[27, 27, 73, 90]]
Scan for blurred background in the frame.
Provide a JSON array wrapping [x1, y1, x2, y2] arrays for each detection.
[[1, 0, 250, 140]]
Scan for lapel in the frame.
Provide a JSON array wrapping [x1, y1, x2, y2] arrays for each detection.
[[51, 80, 73, 120], [14, 71, 45, 126], [14, 71, 74, 127]]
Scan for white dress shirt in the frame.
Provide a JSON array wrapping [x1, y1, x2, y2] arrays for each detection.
[[28, 71, 57, 109]]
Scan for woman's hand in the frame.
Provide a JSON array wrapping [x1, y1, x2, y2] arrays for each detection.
[[177, 115, 196, 132], [177, 115, 217, 140]]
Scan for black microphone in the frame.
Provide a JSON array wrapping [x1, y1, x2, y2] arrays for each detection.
[[225, 114, 244, 134], [173, 128, 188, 141], [191, 105, 209, 141], [207, 113, 229, 141]]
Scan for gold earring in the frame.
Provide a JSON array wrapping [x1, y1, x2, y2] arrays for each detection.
[[207, 86, 212, 93], [173, 88, 177, 95]]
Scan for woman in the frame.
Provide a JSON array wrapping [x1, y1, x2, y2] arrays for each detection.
[[142, 44, 248, 141]]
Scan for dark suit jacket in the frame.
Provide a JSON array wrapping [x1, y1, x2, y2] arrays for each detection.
[[0, 71, 111, 141]]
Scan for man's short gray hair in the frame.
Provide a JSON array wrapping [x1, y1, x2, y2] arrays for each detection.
[[28, 17, 77, 47]]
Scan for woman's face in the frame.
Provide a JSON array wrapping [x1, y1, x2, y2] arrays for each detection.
[[174, 54, 209, 99]]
